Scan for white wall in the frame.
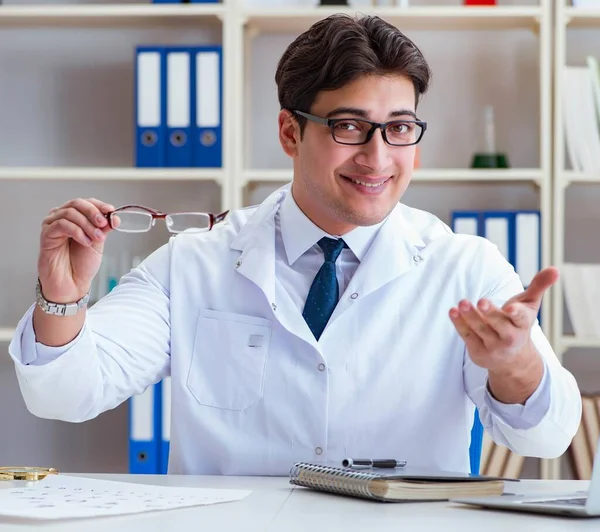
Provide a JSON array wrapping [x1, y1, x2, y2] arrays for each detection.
[[0, 0, 598, 478]]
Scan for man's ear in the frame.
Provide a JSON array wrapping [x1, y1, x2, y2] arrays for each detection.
[[278, 109, 301, 157]]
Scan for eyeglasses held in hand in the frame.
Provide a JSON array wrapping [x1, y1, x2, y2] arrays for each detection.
[[106, 205, 229, 234]]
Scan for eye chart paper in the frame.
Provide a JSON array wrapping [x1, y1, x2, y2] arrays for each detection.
[[0, 474, 251, 520]]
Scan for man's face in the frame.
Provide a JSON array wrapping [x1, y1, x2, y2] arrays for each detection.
[[279, 73, 419, 235]]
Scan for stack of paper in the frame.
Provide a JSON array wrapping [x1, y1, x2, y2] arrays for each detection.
[[0, 474, 250, 520]]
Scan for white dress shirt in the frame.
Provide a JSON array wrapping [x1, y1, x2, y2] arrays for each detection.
[[9, 184, 581, 475]]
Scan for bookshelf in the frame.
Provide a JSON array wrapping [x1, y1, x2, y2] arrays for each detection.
[[0, 0, 558, 478], [0, 167, 223, 181], [549, 0, 600, 481], [0, 4, 226, 27]]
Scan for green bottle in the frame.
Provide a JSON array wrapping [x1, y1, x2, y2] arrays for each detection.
[[470, 105, 510, 169]]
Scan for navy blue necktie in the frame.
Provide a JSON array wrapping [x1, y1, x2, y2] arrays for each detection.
[[302, 237, 347, 341]]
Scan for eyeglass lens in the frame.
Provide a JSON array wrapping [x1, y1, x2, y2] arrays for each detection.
[[333, 119, 422, 145], [112, 209, 211, 233]]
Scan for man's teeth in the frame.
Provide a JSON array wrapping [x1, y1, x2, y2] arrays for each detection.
[[348, 177, 386, 187]]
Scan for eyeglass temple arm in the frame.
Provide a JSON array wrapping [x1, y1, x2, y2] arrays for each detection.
[[212, 210, 229, 226]]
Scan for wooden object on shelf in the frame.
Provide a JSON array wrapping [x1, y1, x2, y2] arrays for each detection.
[[479, 432, 525, 479], [568, 394, 600, 480]]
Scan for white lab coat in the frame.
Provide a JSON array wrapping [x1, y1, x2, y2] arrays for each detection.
[[9, 185, 581, 475]]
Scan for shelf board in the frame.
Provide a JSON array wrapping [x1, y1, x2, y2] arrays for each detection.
[[243, 168, 544, 185], [0, 328, 14, 343], [0, 4, 225, 29], [564, 7, 600, 28], [0, 167, 223, 181], [560, 335, 600, 350], [561, 170, 600, 186], [243, 6, 543, 34]]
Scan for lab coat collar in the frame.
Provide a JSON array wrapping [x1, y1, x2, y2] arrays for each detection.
[[229, 185, 289, 307], [279, 189, 385, 265], [229, 184, 429, 343]]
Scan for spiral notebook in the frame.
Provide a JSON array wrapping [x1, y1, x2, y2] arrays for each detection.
[[289, 463, 509, 502]]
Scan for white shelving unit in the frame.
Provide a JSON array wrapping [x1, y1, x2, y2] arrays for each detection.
[[549, 0, 600, 481], [1, 0, 559, 477], [551, 0, 600, 361], [0, 167, 223, 181]]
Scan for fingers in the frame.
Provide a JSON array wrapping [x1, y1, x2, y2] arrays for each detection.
[[449, 306, 485, 352], [41, 198, 116, 248], [44, 206, 107, 245], [44, 218, 94, 248], [449, 297, 536, 361], [502, 301, 533, 329], [44, 198, 114, 231], [451, 300, 500, 349], [514, 266, 559, 306]]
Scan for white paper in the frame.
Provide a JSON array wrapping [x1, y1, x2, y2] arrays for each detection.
[[0, 474, 251, 520]]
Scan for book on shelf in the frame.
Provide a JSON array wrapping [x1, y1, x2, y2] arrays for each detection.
[[479, 431, 525, 479], [289, 462, 510, 502], [562, 57, 600, 175], [569, 394, 600, 480], [561, 263, 600, 339]]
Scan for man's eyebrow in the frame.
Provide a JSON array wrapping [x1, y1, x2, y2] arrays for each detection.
[[325, 107, 417, 120]]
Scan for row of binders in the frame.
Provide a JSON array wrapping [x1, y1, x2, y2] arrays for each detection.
[[129, 378, 171, 474], [451, 209, 541, 291], [135, 45, 222, 168]]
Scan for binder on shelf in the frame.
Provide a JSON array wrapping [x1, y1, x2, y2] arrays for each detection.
[[451, 211, 480, 236], [482, 211, 512, 265], [192, 45, 223, 168], [452, 209, 541, 290], [128, 383, 161, 474], [135, 46, 166, 167], [160, 376, 172, 475], [166, 48, 193, 167]]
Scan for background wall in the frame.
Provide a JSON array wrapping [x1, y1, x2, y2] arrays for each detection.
[[0, 0, 598, 479]]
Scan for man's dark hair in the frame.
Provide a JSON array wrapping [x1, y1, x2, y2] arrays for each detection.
[[275, 14, 432, 135]]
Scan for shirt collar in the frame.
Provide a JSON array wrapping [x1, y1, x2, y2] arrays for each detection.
[[279, 188, 387, 265]]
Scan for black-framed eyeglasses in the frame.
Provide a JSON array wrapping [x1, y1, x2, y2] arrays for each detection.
[[293, 110, 427, 147]]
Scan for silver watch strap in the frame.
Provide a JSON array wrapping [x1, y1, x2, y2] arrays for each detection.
[[36, 278, 90, 317]]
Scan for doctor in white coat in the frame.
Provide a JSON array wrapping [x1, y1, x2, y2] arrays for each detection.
[[10, 13, 580, 476]]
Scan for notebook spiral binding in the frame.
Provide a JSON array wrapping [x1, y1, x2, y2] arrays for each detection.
[[289, 462, 378, 499]]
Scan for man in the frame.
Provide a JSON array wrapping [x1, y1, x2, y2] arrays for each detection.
[[9, 14, 580, 476]]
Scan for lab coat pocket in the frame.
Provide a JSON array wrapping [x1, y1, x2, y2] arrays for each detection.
[[187, 309, 272, 411]]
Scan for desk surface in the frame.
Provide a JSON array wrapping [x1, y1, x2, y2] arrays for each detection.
[[0, 474, 597, 531]]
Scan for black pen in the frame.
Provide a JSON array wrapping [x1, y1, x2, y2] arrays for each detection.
[[342, 458, 407, 468]]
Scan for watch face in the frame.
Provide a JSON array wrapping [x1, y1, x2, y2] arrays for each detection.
[[0, 467, 58, 481]]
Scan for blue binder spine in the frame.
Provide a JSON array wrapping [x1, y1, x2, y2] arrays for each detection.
[[128, 382, 161, 474], [165, 47, 193, 167], [160, 376, 171, 475], [135, 46, 166, 167], [482, 211, 515, 265], [192, 45, 223, 168], [451, 211, 481, 236], [514, 210, 541, 290]]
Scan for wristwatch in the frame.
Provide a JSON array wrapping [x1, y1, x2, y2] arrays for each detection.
[[0, 466, 58, 481], [36, 278, 90, 317]]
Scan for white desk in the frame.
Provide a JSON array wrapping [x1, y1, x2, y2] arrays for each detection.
[[0, 474, 597, 531]]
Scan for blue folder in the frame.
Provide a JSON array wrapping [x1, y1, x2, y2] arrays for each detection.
[[128, 382, 162, 474], [191, 45, 223, 168], [135, 46, 166, 167]]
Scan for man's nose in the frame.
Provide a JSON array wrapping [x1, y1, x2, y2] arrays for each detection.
[[354, 128, 392, 170]]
